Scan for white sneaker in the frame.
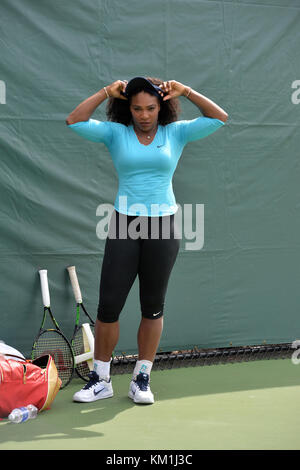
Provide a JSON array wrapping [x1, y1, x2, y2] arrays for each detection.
[[128, 372, 154, 404], [73, 371, 113, 402]]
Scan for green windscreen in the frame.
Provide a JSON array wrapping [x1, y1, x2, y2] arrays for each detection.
[[1, 0, 299, 357]]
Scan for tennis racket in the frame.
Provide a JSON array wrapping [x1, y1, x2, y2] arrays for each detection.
[[31, 269, 75, 388], [67, 265, 95, 381]]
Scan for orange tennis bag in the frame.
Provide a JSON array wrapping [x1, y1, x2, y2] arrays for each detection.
[[0, 354, 61, 418]]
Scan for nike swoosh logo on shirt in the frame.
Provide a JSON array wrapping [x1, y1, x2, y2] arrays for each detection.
[[157, 145, 164, 148], [153, 311, 161, 316]]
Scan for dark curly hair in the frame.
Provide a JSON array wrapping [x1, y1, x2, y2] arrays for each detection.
[[106, 77, 181, 126]]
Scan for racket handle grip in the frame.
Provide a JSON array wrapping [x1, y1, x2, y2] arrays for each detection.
[[39, 269, 50, 307], [67, 265, 82, 303]]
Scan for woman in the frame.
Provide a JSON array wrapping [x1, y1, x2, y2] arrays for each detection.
[[66, 76, 228, 405]]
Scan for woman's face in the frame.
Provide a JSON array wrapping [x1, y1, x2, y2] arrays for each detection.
[[129, 91, 160, 133]]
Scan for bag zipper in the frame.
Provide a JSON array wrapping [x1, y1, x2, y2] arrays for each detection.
[[23, 364, 27, 384]]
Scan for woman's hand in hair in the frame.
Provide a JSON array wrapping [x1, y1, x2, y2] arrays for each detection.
[[158, 80, 188, 101], [106, 80, 128, 100]]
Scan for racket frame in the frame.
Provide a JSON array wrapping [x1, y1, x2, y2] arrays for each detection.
[[32, 270, 75, 388], [67, 266, 95, 381]]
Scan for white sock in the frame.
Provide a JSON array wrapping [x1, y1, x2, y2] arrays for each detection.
[[133, 359, 153, 380], [93, 359, 111, 381]]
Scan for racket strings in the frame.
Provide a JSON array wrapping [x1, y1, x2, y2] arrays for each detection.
[[33, 330, 74, 387]]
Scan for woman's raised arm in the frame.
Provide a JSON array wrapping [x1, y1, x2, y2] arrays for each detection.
[[66, 80, 128, 125], [186, 88, 228, 122], [159, 80, 228, 123]]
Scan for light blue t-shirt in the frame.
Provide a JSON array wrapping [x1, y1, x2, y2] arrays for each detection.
[[68, 117, 225, 216]]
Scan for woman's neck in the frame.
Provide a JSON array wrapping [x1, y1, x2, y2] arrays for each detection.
[[133, 124, 158, 138]]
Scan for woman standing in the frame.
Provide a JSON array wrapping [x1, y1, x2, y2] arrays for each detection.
[[66, 77, 228, 404]]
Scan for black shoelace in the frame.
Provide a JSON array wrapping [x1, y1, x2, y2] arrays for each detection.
[[136, 372, 149, 391], [83, 371, 100, 390]]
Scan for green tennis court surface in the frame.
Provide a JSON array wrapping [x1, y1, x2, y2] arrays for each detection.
[[1, 359, 300, 450]]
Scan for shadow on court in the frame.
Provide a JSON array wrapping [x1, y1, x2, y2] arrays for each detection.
[[0, 359, 299, 447], [0, 386, 136, 445], [152, 358, 300, 399]]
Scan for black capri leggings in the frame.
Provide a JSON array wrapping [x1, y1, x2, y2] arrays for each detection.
[[97, 210, 180, 323]]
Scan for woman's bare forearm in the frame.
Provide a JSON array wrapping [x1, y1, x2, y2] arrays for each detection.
[[65, 88, 108, 125], [184, 87, 228, 122]]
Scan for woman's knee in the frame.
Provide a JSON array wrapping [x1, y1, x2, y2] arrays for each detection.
[[141, 301, 164, 320], [97, 295, 123, 323], [97, 308, 121, 323]]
